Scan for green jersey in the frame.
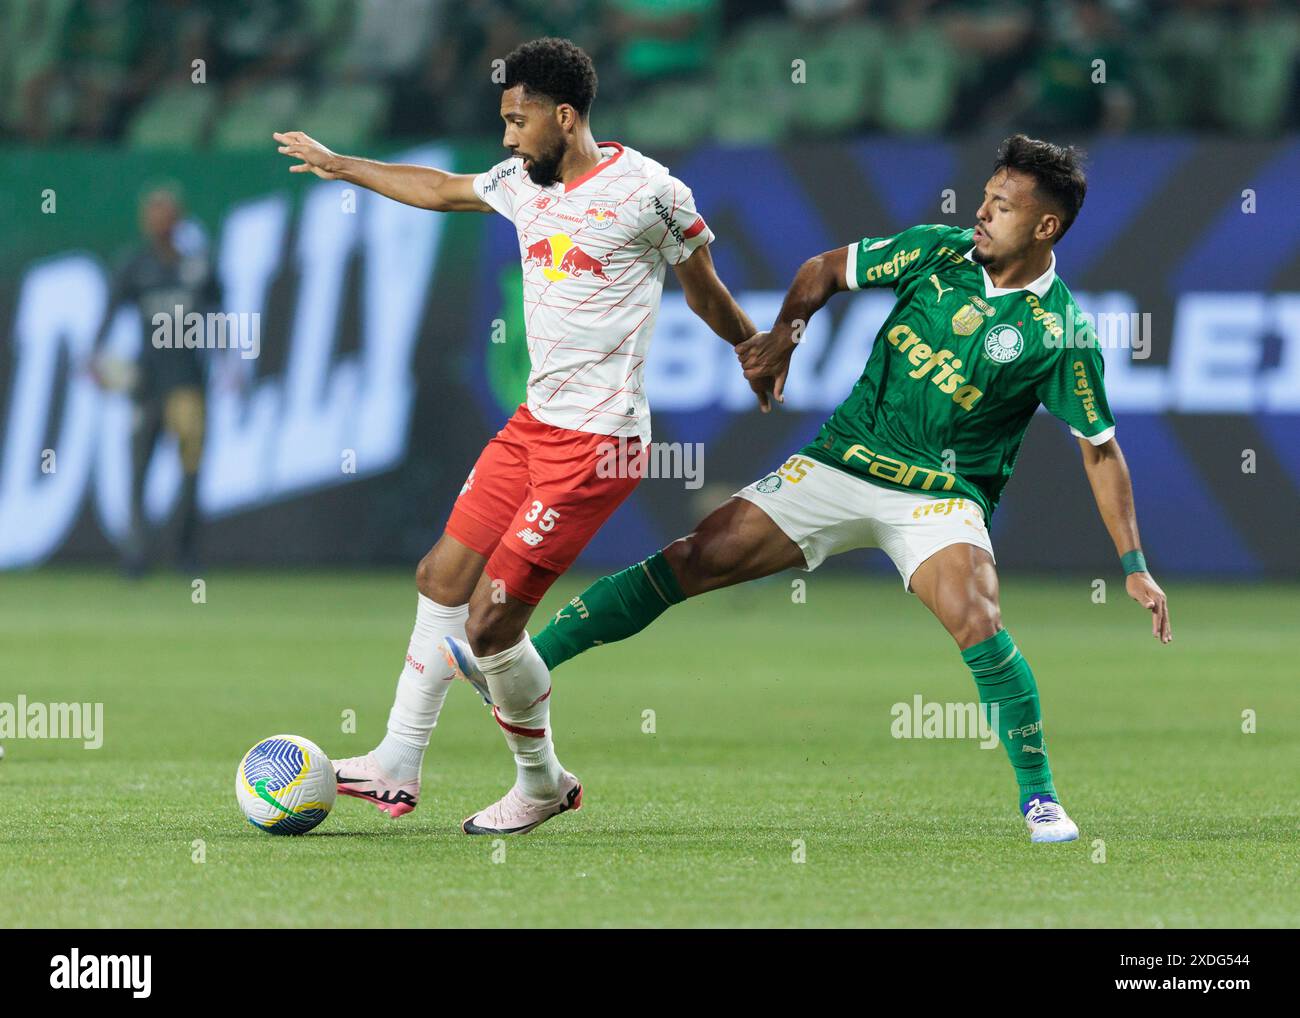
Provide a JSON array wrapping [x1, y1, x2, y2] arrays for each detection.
[[800, 224, 1115, 519]]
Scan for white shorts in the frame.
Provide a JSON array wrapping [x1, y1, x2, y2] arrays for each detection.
[[735, 454, 996, 591]]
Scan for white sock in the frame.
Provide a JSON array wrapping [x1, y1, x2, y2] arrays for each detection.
[[373, 594, 467, 782], [478, 633, 564, 802]]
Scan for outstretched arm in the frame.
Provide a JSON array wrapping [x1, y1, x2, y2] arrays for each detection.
[[672, 244, 774, 412], [273, 131, 491, 213], [734, 246, 850, 403], [1078, 436, 1172, 643]]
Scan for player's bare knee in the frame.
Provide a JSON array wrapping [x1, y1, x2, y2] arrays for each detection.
[[465, 606, 523, 658], [665, 532, 735, 595], [955, 610, 1002, 650], [464, 612, 498, 658], [661, 536, 705, 596], [414, 551, 440, 599], [416, 540, 477, 604]]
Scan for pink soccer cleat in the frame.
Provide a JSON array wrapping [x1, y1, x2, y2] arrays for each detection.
[[462, 772, 583, 835], [333, 752, 419, 818]]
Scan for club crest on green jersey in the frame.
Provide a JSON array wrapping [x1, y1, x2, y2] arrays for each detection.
[[951, 303, 984, 336], [983, 324, 1024, 363]]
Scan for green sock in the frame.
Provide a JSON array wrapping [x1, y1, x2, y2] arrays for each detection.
[[532, 551, 686, 671], [960, 628, 1057, 805]]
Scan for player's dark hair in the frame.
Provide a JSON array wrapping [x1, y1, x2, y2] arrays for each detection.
[[502, 37, 597, 117], [994, 134, 1087, 242]]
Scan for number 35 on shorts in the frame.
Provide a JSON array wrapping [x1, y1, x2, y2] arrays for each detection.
[[779, 456, 814, 483], [514, 500, 560, 550], [523, 500, 560, 531]]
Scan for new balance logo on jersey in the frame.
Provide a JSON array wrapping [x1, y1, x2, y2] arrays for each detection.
[[516, 528, 544, 547]]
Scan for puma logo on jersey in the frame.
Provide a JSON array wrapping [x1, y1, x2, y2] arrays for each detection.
[[929, 274, 953, 302]]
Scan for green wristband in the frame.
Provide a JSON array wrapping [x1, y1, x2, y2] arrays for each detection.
[[1121, 549, 1148, 575]]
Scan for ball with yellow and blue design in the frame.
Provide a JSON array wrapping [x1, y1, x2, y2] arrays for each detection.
[[236, 734, 336, 834]]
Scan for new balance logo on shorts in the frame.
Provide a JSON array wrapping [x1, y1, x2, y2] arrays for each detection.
[[516, 528, 544, 547]]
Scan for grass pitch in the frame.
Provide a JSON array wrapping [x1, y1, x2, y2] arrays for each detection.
[[1, 567, 1296, 928]]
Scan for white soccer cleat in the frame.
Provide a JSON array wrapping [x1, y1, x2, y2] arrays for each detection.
[[462, 772, 583, 836], [333, 752, 419, 818], [441, 636, 494, 706], [1022, 794, 1079, 843]]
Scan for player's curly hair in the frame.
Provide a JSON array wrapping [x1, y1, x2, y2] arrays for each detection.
[[994, 134, 1087, 241], [502, 37, 597, 117]]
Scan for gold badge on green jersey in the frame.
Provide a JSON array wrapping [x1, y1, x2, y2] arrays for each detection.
[[951, 303, 984, 336]]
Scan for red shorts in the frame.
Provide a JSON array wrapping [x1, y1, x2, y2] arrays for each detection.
[[445, 405, 644, 604]]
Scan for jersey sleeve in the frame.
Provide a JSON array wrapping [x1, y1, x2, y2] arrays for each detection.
[[472, 158, 523, 220], [844, 224, 965, 292], [1036, 313, 1117, 445], [638, 174, 713, 265]]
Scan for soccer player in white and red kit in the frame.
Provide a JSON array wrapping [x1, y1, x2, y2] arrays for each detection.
[[274, 38, 770, 834]]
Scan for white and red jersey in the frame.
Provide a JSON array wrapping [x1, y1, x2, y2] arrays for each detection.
[[473, 142, 713, 442]]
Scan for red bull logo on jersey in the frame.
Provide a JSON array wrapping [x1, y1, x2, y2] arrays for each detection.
[[585, 200, 620, 230], [523, 233, 610, 281]]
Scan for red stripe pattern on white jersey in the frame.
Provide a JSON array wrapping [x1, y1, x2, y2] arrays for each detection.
[[473, 142, 713, 442]]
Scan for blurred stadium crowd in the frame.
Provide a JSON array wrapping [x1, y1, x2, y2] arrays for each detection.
[[2, 0, 1296, 148]]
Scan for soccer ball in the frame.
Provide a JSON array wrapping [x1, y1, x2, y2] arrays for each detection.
[[235, 734, 336, 834]]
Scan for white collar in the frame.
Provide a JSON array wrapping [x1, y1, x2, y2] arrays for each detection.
[[964, 247, 1056, 299]]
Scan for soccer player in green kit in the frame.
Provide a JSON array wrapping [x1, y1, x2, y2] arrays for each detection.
[[446, 134, 1172, 842]]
